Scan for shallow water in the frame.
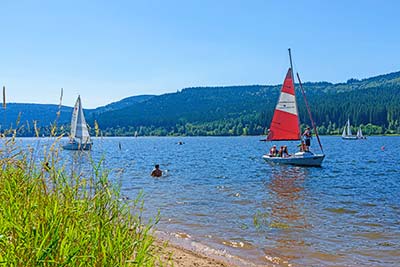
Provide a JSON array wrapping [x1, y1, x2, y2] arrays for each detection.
[[13, 136, 400, 266]]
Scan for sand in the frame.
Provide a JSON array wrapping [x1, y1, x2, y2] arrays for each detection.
[[160, 242, 233, 267]]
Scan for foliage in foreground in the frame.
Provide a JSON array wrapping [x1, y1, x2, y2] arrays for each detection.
[[0, 136, 164, 266]]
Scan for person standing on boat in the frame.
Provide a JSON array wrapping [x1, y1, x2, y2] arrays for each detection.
[[302, 127, 312, 151]]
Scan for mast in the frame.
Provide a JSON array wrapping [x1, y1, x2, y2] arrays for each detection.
[[288, 48, 301, 140], [288, 48, 294, 78]]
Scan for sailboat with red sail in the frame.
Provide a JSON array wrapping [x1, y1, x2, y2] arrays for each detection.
[[262, 49, 325, 167]]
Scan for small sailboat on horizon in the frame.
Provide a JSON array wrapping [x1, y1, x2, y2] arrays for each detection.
[[356, 127, 366, 139], [342, 119, 365, 140], [63, 95, 93, 150], [262, 49, 325, 167]]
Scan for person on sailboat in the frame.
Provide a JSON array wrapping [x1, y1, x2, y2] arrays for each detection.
[[277, 146, 289, 157], [269, 145, 278, 157], [302, 127, 312, 151], [151, 164, 163, 177], [282, 145, 290, 157], [298, 140, 307, 152], [278, 146, 284, 157]]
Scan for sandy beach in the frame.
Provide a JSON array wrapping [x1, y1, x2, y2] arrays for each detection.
[[160, 242, 232, 267], [155, 230, 245, 267]]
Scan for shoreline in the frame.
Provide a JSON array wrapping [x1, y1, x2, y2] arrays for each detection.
[[9, 134, 400, 139], [155, 231, 264, 267], [158, 241, 232, 267]]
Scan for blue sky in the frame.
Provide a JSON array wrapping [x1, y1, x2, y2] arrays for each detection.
[[0, 0, 399, 108]]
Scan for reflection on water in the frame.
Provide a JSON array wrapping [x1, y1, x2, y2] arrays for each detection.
[[10, 136, 400, 267], [257, 167, 310, 266], [268, 167, 308, 229]]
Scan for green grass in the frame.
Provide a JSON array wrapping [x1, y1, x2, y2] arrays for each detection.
[[0, 135, 165, 266]]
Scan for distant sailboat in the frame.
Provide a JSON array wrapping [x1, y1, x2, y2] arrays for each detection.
[[63, 95, 93, 150], [356, 127, 366, 139], [342, 119, 358, 140], [262, 49, 325, 167]]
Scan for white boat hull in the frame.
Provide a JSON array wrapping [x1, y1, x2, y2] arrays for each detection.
[[63, 141, 92, 151], [263, 151, 325, 167], [342, 135, 358, 140]]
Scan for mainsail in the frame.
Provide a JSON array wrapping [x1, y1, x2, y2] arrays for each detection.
[[342, 119, 353, 137], [357, 127, 364, 138], [346, 119, 352, 136], [267, 68, 300, 141], [70, 96, 90, 143]]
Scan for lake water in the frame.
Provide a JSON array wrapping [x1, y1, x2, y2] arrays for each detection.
[[14, 136, 400, 266]]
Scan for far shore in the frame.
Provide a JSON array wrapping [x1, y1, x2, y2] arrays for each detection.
[[9, 134, 400, 138]]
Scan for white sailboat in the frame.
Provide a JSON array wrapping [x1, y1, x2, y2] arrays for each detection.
[[356, 127, 366, 139], [342, 119, 358, 140], [63, 95, 93, 150], [262, 49, 325, 167]]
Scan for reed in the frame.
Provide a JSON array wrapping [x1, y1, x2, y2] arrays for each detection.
[[0, 133, 165, 266]]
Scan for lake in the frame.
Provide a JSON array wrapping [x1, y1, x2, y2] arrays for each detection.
[[14, 136, 400, 266]]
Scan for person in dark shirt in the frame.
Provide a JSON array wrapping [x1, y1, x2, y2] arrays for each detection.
[[282, 145, 290, 157]]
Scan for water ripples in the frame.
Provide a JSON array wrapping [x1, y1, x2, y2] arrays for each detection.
[[14, 136, 400, 267]]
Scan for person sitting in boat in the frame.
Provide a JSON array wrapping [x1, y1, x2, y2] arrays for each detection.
[[278, 146, 285, 157], [298, 141, 308, 152], [151, 164, 162, 177], [282, 145, 290, 157], [269, 145, 278, 157], [302, 127, 312, 150]]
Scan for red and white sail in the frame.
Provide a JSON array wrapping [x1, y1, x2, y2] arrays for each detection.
[[267, 68, 301, 141]]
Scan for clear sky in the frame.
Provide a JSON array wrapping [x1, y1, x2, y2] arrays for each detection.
[[1, 0, 399, 108]]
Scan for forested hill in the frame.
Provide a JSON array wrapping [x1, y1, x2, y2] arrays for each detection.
[[91, 71, 400, 136], [0, 95, 154, 136], [1, 71, 400, 136], [0, 104, 73, 134]]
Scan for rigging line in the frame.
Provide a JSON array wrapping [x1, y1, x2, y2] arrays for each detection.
[[296, 72, 324, 153]]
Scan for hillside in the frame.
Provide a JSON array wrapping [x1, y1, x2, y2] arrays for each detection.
[[0, 95, 154, 136], [91, 95, 155, 114], [90, 71, 400, 136], [2, 71, 400, 136], [0, 104, 72, 135]]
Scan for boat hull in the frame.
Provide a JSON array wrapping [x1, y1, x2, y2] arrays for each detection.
[[342, 136, 358, 140], [263, 152, 325, 167], [63, 141, 92, 151]]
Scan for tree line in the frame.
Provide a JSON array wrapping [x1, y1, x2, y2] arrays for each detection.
[[2, 71, 400, 137]]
